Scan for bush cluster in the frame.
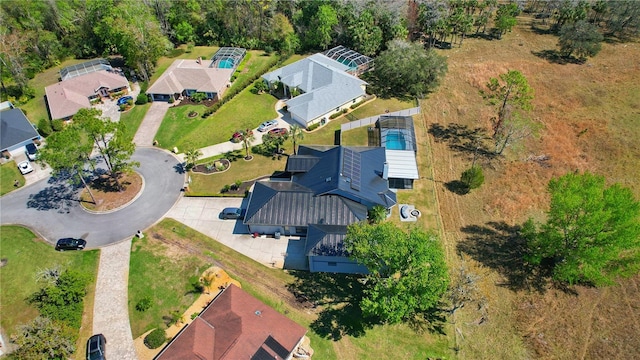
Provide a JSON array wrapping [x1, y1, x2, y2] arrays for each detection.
[[307, 123, 320, 131], [136, 296, 152, 312], [38, 118, 53, 137], [144, 328, 166, 349], [136, 93, 148, 105]]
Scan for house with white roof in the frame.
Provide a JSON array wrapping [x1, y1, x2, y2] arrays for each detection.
[[262, 49, 370, 129]]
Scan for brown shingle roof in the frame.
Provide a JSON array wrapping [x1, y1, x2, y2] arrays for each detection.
[[155, 284, 307, 360], [44, 70, 129, 119], [146, 59, 233, 96]]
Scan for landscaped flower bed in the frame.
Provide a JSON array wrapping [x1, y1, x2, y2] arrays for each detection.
[[191, 159, 230, 174]]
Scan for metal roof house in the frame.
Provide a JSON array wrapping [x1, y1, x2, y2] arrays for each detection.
[[243, 145, 396, 274], [147, 48, 245, 102], [155, 284, 307, 360], [262, 52, 368, 129], [44, 61, 130, 120], [0, 101, 41, 154]]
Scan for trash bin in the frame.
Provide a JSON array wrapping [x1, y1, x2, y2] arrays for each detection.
[[274, 231, 281, 239]]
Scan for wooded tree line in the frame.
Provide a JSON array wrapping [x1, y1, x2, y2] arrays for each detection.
[[1, 0, 638, 101]]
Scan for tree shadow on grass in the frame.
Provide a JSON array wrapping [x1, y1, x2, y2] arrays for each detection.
[[428, 123, 495, 161], [458, 221, 549, 293], [445, 180, 470, 195], [531, 50, 585, 65]]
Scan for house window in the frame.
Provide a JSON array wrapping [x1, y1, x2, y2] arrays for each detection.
[[327, 262, 337, 267]]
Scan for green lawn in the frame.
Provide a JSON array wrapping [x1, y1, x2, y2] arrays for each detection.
[[156, 90, 278, 151], [1, 161, 26, 195], [120, 103, 151, 141], [0, 226, 99, 337], [128, 235, 211, 337], [186, 151, 288, 196]]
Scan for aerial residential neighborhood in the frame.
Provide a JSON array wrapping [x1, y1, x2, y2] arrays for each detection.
[[1, 1, 639, 360]]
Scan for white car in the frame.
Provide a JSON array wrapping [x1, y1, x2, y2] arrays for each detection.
[[257, 119, 279, 132], [18, 160, 33, 175]]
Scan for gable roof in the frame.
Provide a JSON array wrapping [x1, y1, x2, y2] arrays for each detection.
[[291, 145, 397, 208], [262, 53, 366, 123], [243, 181, 368, 226], [146, 59, 233, 96], [155, 284, 306, 360], [0, 107, 40, 151], [305, 224, 349, 257], [44, 70, 129, 119]]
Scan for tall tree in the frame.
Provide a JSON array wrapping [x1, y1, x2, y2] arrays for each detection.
[[347, 10, 383, 56], [38, 126, 97, 204], [268, 12, 299, 54], [344, 222, 449, 324], [240, 129, 255, 160], [369, 39, 447, 99], [558, 20, 604, 61], [494, 2, 519, 39], [11, 317, 75, 360], [523, 172, 640, 286], [289, 124, 304, 155], [303, 3, 338, 50], [605, 0, 640, 39], [481, 70, 535, 154]]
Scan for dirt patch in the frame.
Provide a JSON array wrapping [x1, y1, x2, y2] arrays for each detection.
[[80, 172, 143, 212]]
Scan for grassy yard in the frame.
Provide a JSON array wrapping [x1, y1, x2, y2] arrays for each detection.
[[186, 151, 287, 196], [1, 161, 26, 195], [142, 219, 452, 360], [128, 235, 211, 337], [156, 89, 278, 151], [0, 226, 99, 351], [120, 103, 150, 141]]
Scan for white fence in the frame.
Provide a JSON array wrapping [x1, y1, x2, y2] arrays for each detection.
[[340, 107, 421, 131]]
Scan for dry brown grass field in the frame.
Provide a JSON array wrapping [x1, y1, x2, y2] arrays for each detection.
[[420, 16, 640, 359]]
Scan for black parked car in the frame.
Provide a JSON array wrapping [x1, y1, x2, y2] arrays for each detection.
[[86, 334, 106, 360], [55, 238, 87, 251]]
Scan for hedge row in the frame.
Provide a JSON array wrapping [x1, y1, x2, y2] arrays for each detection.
[[201, 55, 284, 119]]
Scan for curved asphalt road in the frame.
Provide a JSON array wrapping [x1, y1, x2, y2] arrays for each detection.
[[0, 147, 185, 248]]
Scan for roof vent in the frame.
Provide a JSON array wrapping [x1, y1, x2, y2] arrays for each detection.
[[255, 310, 262, 316], [325, 177, 331, 182]]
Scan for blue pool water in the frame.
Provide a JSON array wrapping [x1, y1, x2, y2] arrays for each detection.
[[386, 131, 407, 150], [218, 58, 234, 69]]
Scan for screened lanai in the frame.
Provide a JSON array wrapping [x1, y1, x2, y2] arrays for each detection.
[[378, 115, 419, 189], [60, 59, 113, 81], [323, 46, 373, 76], [210, 47, 246, 70]]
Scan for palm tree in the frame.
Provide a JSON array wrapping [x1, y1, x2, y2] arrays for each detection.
[[289, 124, 304, 155], [241, 129, 255, 159], [184, 148, 202, 170]]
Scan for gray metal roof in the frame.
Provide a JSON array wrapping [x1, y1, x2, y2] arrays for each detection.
[[285, 155, 320, 173], [305, 224, 349, 256], [243, 181, 368, 226], [293, 145, 397, 208], [0, 108, 39, 151], [262, 54, 366, 124]]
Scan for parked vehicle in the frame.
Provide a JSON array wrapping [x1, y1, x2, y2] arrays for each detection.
[[221, 207, 244, 220], [117, 96, 133, 106], [86, 334, 106, 360], [231, 129, 254, 143], [25, 143, 38, 161], [18, 160, 33, 175], [257, 120, 279, 132], [55, 238, 87, 251], [268, 128, 288, 136]]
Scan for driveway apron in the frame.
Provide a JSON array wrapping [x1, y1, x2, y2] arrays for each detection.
[[93, 239, 137, 360]]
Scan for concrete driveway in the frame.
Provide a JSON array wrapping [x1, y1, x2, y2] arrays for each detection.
[[165, 196, 307, 269]]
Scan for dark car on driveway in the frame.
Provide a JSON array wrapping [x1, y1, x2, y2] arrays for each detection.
[[221, 207, 244, 220], [86, 334, 106, 360], [25, 143, 38, 161], [56, 238, 87, 251]]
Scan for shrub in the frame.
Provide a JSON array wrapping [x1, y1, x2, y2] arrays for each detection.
[[222, 184, 231, 193], [191, 92, 207, 103], [119, 104, 127, 111], [136, 93, 148, 105], [51, 119, 65, 132], [230, 74, 237, 82], [144, 328, 166, 349], [136, 297, 152, 312], [460, 166, 484, 192], [329, 112, 342, 119], [191, 312, 199, 320], [38, 118, 53, 137], [168, 97, 174, 104], [307, 123, 320, 131]]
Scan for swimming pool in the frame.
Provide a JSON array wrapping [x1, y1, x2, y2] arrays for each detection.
[[218, 58, 234, 69], [385, 130, 407, 150]]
